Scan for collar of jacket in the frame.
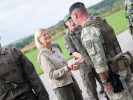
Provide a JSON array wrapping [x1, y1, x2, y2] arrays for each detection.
[[68, 26, 81, 35], [38, 46, 57, 55], [84, 15, 94, 25], [87, 15, 94, 21]]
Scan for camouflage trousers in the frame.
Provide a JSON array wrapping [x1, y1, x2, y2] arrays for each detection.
[[128, 24, 133, 37], [106, 67, 133, 100], [128, 14, 133, 36], [126, 73, 133, 98]]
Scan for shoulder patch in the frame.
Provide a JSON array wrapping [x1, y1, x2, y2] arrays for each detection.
[[86, 40, 92, 49]]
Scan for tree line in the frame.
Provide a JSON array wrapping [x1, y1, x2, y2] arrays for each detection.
[[7, 0, 125, 50], [87, 0, 124, 16]]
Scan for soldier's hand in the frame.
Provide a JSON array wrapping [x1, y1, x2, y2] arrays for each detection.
[[103, 82, 114, 94], [67, 60, 81, 70], [72, 64, 80, 71], [67, 64, 79, 70], [99, 71, 108, 81], [77, 57, 85, 64], [99, 71, 114, 94], [71, 60, 79, 65]]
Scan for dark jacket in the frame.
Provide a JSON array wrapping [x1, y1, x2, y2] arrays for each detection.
[[0, 48, 49, 100]]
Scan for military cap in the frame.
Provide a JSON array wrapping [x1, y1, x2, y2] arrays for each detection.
[[64, 13, 71, 23], [64, 13, 71, 28], [69, 2, 84, 15]]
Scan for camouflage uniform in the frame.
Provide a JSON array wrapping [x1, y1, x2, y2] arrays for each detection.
[[0, 47, 49, 100], [81, 16, 133, 100], [125, 0, 133, 36], [64, 27, 104, 100]]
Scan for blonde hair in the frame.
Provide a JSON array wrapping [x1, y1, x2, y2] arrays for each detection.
[[34, 29, 47, 50]]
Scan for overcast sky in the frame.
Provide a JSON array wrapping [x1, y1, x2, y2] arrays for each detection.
[[0, 0, 103, 46]]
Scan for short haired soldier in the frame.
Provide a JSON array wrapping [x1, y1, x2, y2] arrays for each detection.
[[125, 0, 133, 37], [0, 39, 49, 100], [69, 2, 133, 100], [64, 13, 105, 100]]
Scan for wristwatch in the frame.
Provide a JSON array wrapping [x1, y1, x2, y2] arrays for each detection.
[[102, 80, 108, 85]]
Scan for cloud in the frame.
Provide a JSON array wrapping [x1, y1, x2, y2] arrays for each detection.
[[0, 0, 103, 46]]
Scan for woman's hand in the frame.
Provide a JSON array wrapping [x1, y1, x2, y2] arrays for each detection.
[[72, 64, 80, 70], [67, 63, 73, 70], [67, 60, 81, 71]]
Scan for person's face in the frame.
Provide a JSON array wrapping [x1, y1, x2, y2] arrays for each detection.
[[65, 18, 77, 31], [71, 13, 80, 27], [39, 30, 51, 46]]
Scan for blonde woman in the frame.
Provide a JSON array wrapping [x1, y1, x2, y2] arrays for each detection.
[[34, 29, 83, 100]]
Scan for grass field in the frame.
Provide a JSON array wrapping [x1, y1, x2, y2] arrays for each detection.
[[25, 8, 129, 75], [105, 8, 129, 34], [24, 48, 44, 74]]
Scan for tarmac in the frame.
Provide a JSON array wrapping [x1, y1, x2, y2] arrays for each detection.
[[40, 29, 133, 100]]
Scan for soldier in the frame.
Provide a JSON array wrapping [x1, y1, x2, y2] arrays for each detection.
[[125, 0, 133, 37], [64, 13, 105, 100], [0, 40, 49, 100], [69, 2, 133, 100]]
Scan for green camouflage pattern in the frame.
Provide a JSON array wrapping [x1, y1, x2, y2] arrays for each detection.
[[106, 68, 133, 100], [125, 0, 133, 19], [124, 53, 133, 98], [81, 22, 108, 74], [126, 73, 133, 98], [125, 0, 133, 36], [0, 48, 49, 100], [106, 79, 132, 100], [64, 27, 101, 100], [81, 16, 133, 99]]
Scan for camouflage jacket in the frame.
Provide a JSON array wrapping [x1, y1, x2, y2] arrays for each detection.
[[0, 48, 49, 100], [81, 16, 108, 74], [125, 0, 133, 17]]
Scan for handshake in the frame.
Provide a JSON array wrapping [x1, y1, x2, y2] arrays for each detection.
[[67, 57, 84, 71]]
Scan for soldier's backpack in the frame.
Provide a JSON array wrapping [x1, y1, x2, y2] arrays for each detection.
[[83, 16, 122, 58], [83, 17, 125, 93], [125, 51, 133, 72], [83, 16, 133, 73], [0, 48, 27, 95]]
